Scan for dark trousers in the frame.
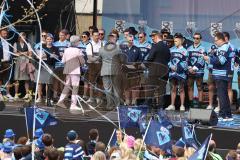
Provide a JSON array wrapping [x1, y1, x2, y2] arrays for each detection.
[[216, 80, 232, 118]]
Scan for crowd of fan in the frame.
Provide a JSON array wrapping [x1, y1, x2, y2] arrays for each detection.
[[0, 128, 239, 160]]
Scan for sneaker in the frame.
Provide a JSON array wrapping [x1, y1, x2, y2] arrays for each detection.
[[86, 98, 95, 103], [214, 106, 220, 113], [36, 98, 42, 103], [70, 105, 82, 111], [82, 95, 88, 100], [0, 95, 4, 101], [14, 94, 19, 100], [96, 98, 103, 105], [206, 105, 213, 110], [165, 105, 175, 111], [224, 117, 234, 122], [6, 94, 14, 101], [23, 94, 29, 99], [180, 105, 185, 111], [56, 101, 67, 109]]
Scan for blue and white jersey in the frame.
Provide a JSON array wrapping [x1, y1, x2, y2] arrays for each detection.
[[135, 41, 151, 62], [77, 41, 89, 61], [210, 43, 231, 81], [64, 143, 84, 160], [187, 44, 206, 77], [53, 40, 70, 68], [227, 42, 236, 74], [168, 46, 188, 80]]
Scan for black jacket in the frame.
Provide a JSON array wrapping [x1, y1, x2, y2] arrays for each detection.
[[146, 41, 170, 66]]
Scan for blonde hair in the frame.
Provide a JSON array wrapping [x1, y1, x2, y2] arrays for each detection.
[[134, 138, 145, 151], [184, 147, 196, 159], [119, 143, 133, 159], [92, 151, 106, 160]]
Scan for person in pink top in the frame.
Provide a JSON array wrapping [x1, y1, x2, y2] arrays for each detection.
[[56, 35, 85, 111]]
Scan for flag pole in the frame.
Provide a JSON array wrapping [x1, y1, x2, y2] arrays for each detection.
[[203, 134, 212, 160], [105, 128, 116, 152], [117, 106, 121, 129], [137, 117, 152, 159], [24, 108, 30, 140], [32, 106, 36, 160]]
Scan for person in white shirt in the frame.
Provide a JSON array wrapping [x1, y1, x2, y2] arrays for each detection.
[[0, 28, 14, 101], [85, 30, 104, 106]]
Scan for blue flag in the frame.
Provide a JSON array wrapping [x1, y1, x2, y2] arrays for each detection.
[[138, 113, 148, 134], [189, 134, 212, 160], [157, 110, 173, 130], [118, 105, 148, 129], [181, 121, 199, 149], [145, 120, 172, 153], [25, 107, 58, 130]]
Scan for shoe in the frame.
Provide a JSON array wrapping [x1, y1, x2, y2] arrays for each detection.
[[56, 101, 67, 109], [23, 94, 29, 99], [82, 95, 88, 100], [165, 105, 175, 111], [70, 104, 82, 111], [86, 98, 95, 103], [0, 95, 4, 101], [36, 98, 42, 103], [96, 98, 103, 105], [14, 94, 19, 100], [214, 106, 220, 113], [206, 105, 213, 110], [6, 94, 14, 101], [180, 105, 185, 111]]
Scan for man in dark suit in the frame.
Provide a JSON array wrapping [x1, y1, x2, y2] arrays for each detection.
[[147, 30, 171, 66], [0, 28, 14, 101]]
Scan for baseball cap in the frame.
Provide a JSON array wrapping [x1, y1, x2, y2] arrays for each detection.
[[67, 130, 78, 141], [4, 129, 15, 138], [149, 30, 160, 37], [34, 128, 44, 138], [174, 33, 184, 39]]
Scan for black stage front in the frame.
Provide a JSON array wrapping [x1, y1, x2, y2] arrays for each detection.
[[0, 101, 239, 151]]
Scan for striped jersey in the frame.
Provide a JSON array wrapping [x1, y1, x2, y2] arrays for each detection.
[[168, 46, 188, 80], [64, 143, 84, 160], [210, 43, 231, 81]]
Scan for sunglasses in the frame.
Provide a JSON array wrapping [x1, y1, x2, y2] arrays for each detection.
[[81, 35, 87, 38], [42, 35, 47, 37], [138, 36, 143, 39], [193, 37, 200, 40], [99, 33, 104, 35]]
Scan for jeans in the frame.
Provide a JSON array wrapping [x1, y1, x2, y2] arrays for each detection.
[[215, 79, 232, 118]]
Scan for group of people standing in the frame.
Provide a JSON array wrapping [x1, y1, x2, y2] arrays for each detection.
[[0, 26, 239, 119]]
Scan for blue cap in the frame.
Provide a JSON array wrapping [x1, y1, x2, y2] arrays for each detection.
[[175, 138, 186, 148], [3, 141, 14, 153], [67, 130, 78, 141], [4, 129, 15, 138], [34, 128, 44, 138], [35, 137, 45, 150]]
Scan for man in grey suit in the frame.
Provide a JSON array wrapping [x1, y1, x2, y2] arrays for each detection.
[[99, 34, 126, 110]]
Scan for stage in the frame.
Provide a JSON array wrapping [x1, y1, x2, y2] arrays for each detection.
[[0, 101, 239, 152]]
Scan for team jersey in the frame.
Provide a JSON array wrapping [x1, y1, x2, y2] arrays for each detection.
[[168, 46, 188, 80], [53, 40, 70, 68], [187, 43, 206, 77], [135, 41, 151, 62], [210, 43, 231, 81], [64, 143, 84, 160]]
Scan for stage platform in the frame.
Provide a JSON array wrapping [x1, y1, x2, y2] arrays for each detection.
[[0, 101, 239, 151]]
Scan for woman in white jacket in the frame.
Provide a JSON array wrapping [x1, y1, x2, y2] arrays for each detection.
[[56, 35, 85, 110]]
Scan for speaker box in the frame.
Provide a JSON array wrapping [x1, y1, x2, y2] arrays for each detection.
[[187, 108, 218, 126]]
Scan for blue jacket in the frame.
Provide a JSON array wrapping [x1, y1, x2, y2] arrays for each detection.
[[227, 42, 236, 75], [135, 41, 151, 62], [168, 46, 188, 80], [187, 44, 206, 77], [210, 43, 231, 81], [121, 45, 141, 62]]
